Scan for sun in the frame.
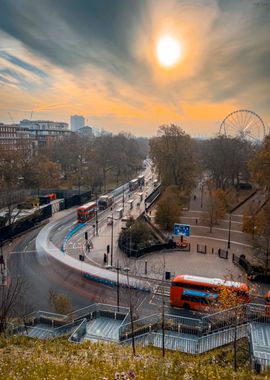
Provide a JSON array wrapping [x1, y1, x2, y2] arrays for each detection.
[[156, 35, 182, 68]]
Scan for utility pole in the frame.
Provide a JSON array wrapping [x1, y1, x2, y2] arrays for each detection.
[[0, 240, 6, 286], [200, 182, 204, 209], [95, 193, 99, 236], [110, 213, 114, 266], [162, 283, 165, 357], [115, 261, 121, 312], [122, 184, 125, 212], [227, 214, 232, 249]]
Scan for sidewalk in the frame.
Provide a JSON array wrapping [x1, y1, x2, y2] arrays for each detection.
[[64, 183, 268, 295]]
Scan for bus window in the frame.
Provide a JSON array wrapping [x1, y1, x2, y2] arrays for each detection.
[[265, 291, 270, 306], [170, 274, 249, 311], [180, 289, 218, 311]]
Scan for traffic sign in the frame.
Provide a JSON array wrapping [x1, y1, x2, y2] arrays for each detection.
[[174, 224, 190, 237]]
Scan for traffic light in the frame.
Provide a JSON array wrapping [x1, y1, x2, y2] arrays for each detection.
[[85, 231, 88, 240], [107, 244, 110, 254]]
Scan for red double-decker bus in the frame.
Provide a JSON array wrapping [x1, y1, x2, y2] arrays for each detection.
[[170, 274, 250, 311], [77, 201, 96, 223]]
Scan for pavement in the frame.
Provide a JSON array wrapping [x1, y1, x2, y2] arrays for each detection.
[[64, 178, 269, 295]]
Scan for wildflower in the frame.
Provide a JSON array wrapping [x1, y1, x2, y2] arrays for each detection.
[[128, 369, 136, 379]]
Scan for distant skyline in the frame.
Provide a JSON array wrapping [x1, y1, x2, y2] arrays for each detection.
[[0, 0, 269, 137]]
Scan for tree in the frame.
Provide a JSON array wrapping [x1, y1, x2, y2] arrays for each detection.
[[208, 275, 256, 371], [155, 186, 182, 231], [252, 203, 270, 276], [150, 124, 196, 192], [249, 135, 270, 192], [48, 289, 72, 315], [0, 269, 27, 333], [201, 136, 254, 189], [0, 187, 28, 226], [119, 219, 155, 253], [205, 184, 227, 232], [22, 154, 61, 193]]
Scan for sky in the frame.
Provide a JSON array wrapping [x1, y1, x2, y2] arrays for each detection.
[[0, 0, 269, 137]]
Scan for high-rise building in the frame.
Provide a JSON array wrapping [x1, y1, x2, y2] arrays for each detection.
[[70, 115, 85, 131]]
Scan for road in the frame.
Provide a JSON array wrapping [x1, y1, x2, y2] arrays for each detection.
[[7, 164, 266, 320]]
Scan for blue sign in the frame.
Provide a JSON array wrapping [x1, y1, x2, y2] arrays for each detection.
[[174, 224, 190, 237]]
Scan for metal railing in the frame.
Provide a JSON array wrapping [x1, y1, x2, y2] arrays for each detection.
[[68, 319, 87, 343], [24, 310, 69, 325], [119, 313, 203, 341], [69, 303, 129, 321]]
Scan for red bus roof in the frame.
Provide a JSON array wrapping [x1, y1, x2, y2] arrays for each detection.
[[78, 201, 96, 211], [172, 274, 249, 291]]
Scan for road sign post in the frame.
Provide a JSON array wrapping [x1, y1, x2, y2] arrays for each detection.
[[173, 224, 191, 237]]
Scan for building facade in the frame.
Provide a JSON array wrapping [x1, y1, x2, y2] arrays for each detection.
[[19, 119, 70, 147], [70, 115, 85, 131]]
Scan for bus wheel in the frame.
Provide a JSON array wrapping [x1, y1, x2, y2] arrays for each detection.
[[183, 303, 190, 310]]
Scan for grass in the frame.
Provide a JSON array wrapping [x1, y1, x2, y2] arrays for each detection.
[[0, 336, 269, 380]]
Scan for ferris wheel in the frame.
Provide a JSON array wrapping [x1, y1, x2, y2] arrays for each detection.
[[219, 109, 266, 143]]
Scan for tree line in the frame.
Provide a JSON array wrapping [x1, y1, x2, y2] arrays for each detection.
[[149, 124, 270, 275], [0, 133, 148, 223]]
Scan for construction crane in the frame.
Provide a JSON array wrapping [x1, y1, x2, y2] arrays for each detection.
[[8, 112, 15, 124]]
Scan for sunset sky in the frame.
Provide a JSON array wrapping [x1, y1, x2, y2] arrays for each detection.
[[0, 0, 269, 137]]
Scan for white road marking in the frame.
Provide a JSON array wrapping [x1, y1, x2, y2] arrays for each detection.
[[190, 235, 252, 247]]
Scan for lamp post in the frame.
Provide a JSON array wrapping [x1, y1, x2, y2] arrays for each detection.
[[200, 182, 204, 209], [0, 240, 6, 286], [110, 214, 114, 266], [95, 193, 99, 236], [122, 184, 125, 212], [115, 261, 121, 312], [227, 214, 232, 249]]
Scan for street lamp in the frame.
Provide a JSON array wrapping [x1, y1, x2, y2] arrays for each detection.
[[122, 184, 125, 212], [111, 214, 114, 266], [115, 261, 121, 312], [0, 240, 6, 286], [200, 182, 204, 209], [95, 193, 99, 236], [107, 212, 118, 267], [227, 213, 232, 249]]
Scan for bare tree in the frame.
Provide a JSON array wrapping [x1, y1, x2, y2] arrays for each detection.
[[0, 187, 28, 226], [0, 270, 27, 333], [120, 257, 147, 356]]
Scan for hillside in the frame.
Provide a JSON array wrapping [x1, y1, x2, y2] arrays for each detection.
[[0, 336, 269, 379]]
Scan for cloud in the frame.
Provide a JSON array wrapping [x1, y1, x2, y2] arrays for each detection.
[[0, 0, 269, 135]]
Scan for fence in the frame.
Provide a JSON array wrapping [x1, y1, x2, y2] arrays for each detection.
[[197, 244, 207, 254], [118, 240, 177, 258], [0, 205, 52, 242], [119, 304, 270, 344], [0, 190, 92, 243], [144, 185, 161, 211], [69, 303, 129, 322], [218, 249, 228, 259]]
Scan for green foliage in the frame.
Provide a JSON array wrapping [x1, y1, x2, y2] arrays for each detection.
[[0, 337, 269, 379], [119, 220, 157, 250], [155, 186, 182, 231]]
